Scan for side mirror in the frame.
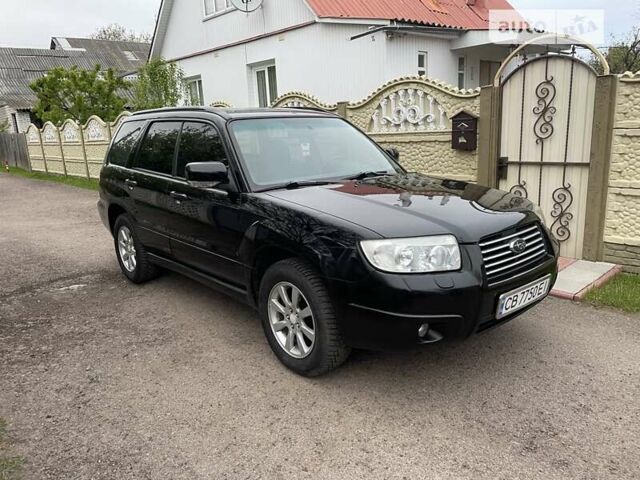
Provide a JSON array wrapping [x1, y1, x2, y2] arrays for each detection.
[[385, 147, 400, 161], [185, 162, 229, 188]]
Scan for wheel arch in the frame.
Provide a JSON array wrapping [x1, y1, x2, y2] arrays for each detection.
[[241, 221, 333, 305], [107, 203, 128, 234]]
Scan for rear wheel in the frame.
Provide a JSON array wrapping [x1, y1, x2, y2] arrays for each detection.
[[113, 215, 159, 284], [259, 259, 351, 376]]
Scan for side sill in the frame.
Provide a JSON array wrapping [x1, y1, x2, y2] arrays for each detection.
[[148, 253, 251, 305]]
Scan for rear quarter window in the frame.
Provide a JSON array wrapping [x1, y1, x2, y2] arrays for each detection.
[[106, 121, 145, 167]]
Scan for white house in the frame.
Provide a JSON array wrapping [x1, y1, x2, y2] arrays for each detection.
[[150, 0, 521, 108]]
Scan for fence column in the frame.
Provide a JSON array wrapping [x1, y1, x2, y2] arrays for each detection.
[[582, 75, 618, 261], [78, 121, 90, 179], [56, 126, 68, 177], [477, 85, 500, 187], [37, 128, 48, 174], [336, 101, 348, 119]]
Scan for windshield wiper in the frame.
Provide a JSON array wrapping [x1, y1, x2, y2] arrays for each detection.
[[347, 170, 392, 181], [285, 180, 334, 190], [258, 180, 334, 192]]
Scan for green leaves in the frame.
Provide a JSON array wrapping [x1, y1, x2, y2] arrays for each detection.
[[590, 27, 640, 74], [29, 58, 186, 126], [30, 65, 129, 126], [132, 58, 186, 111]]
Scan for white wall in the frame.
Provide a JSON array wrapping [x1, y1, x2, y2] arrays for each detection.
[[156, 0, 502, 107], [0, 106, 30, 134], [171, 23, 466, 107], [384, 33, 461, 87], [159, 0, 315, 60]]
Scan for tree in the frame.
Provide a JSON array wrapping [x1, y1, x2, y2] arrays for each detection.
[[30, 65, 129, 125], [0, 119, 9, 133], [91, 23, 152, 43], [132, 58, 186, 110], [591, 27, 640, 74]]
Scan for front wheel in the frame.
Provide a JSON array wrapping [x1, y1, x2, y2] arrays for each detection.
[[259, 259, 351, 376]]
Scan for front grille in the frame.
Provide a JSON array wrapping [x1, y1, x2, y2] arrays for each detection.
[[479, 223, 549, 285]]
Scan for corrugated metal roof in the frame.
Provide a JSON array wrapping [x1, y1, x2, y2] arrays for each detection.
[[305, 0, 516, 30], [0, 39, 149, 110], [52, 37, 150, 71]]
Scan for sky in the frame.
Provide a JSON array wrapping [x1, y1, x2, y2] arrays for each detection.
[[0, 0, 637, 49], [0, 0, 160, 48]]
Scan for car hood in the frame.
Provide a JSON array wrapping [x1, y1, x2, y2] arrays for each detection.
[[264, 173, 540, 243]]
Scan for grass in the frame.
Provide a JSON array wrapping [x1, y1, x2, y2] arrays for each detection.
[[0, 419, 23, 480], [1, 166, 99, 191], [585, 273, 640, 313]]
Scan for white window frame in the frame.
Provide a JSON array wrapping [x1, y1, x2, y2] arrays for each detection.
[[457, 56, 466, 89], [185, 77, 204, 106], [203, 0, 234, 19], [252, 63, 278, 108], [418, 51, 428, 77]]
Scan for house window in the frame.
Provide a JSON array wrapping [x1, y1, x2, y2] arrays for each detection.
[[458, 57, 466, 89], [254, 64, 278, 108], [186, 77, 204, 106], [204, 0, 232, 17], [418, 51, 428, 77]]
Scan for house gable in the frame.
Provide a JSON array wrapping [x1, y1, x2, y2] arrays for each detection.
[[151, 0, 316, 61]]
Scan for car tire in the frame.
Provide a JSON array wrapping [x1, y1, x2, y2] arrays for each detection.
[[113, 214, 159, 284], [259, 258, 351, 376]]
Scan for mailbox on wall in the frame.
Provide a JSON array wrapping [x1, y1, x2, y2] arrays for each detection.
[[451, 111, 478, 151]]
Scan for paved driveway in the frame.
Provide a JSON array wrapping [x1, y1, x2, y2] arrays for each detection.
[[1, 174, 639, 480]]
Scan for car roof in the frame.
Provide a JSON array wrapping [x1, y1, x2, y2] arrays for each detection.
[[129, 106, 337, 121]]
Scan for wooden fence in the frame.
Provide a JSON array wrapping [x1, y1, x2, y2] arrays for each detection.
[[0, 133, 30, 170]]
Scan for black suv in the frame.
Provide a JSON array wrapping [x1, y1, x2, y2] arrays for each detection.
[[98, 107, 559, 376]]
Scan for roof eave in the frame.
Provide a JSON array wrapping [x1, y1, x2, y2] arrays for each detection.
[[149, 0, 173, 59]]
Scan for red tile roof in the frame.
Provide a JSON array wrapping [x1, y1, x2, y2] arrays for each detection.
[[305, 0, 517, 30]]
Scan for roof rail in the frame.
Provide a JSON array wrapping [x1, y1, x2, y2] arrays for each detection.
[[274, 106, 336, 115], [131, 106, 214, 116]]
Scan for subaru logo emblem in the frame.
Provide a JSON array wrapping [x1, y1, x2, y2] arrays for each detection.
[[509, 238, 527, 254]]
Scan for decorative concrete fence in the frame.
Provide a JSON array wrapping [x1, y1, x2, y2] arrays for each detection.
[[271, 77, 481, 182], [603, 71, 640, 272], [25, 112, 132, 179]]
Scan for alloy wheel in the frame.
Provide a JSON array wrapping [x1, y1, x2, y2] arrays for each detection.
[[268, 282, 316, 359], [117, 226, 137, 272]]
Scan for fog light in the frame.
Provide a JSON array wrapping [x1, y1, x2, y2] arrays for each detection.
[[418, 323, 430, 338]]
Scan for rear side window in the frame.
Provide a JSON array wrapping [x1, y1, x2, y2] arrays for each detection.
[[176, 122, 228, 178], [107, 121, 144, 166], [134, 122, 181, 175]]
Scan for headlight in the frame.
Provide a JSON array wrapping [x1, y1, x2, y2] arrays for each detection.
[[533, 204, 547, 225], [360, 235, 461, 273]]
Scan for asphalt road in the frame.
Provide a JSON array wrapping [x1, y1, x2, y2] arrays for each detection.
[[1, 173, 639, 480]]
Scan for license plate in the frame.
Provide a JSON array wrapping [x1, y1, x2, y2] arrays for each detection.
[[496, 275, 551, 320]]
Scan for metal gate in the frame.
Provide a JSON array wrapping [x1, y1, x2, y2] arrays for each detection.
[[497, 52, 597, 258]]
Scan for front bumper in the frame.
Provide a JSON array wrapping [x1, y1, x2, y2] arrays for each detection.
[[331, 245, 558, 350]]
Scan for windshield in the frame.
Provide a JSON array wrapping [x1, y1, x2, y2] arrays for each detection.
[[228, 117, 401, 190]]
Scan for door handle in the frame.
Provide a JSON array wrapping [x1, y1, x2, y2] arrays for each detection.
[[125, 179, 137, 190], [170, 191, 189, 201]]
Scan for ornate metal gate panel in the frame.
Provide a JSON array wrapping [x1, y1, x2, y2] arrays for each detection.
[[498, 54, 597, 258]]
